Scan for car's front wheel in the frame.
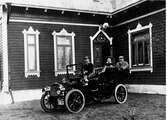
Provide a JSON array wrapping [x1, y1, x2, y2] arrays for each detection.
[[114, 84, 128, 104], [40, 92, 55, 112], [65, 89, 85, 113]]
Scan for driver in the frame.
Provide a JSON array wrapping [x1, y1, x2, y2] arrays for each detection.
[[82, 56, 94, 85]]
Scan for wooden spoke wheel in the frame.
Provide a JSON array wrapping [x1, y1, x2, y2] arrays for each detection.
[[65, 89, 85, 113], [40, 92, 55, 112], [114, 84, 128, 104]]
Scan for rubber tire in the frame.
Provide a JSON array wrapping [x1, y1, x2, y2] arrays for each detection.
[[40, 92, 55, 112], [114, 84, 128, 104], [65, 89, 85, 113]]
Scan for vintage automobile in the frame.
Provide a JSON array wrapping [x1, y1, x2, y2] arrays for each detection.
[[40, 64, 128, 113]]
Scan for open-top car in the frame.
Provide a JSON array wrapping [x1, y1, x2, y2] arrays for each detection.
[[40, 64, 128, 113]]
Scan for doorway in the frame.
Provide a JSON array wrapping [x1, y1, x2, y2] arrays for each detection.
[[90, 30, 112, 67]]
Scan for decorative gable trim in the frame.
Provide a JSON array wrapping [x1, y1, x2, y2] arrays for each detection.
[[128, 22, 153, 34], [90, 28, 113, 45], [52, 28, 75, 36]]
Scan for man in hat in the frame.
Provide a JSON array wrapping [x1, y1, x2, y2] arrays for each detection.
[[82, 56, 94, 85], [83, 56, 94, 76]]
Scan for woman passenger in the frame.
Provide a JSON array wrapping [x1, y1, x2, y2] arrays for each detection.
[[99, 57, 115, 82]]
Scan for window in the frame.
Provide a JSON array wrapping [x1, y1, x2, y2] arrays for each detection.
[[128, 23, 153, 72], [52, 28, 75, 76], [22, 26, 40, 77]]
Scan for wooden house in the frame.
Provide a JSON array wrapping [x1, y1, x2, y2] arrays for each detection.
[[0, 0, 165, 103]]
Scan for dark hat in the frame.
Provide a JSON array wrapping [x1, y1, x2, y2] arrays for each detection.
[[83, 56, 89, 59]]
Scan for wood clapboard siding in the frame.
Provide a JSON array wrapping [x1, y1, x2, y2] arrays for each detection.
[[8, 22, 98, 90], [112, 10, 165, 85]]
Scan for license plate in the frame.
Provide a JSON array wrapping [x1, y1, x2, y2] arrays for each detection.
[[58, 99, 64, 105]]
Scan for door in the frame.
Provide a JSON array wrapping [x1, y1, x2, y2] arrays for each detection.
[[93, 44, 102, 67], [93, 43, 110, 67], [93, 32, 111, 66]]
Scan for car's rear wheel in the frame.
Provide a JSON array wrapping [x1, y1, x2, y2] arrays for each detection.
[[65, 89, 85, 113], [114, 84, 127, 104], [40, 92, 55, 112]]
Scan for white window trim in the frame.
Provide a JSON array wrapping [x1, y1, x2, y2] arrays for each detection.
[[128, 23, 153, 73], [52, 28, 75, 76], [90, 28, 113, 64], [22, 26, 40, 77]]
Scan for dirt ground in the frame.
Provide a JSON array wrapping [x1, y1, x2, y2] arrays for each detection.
[[0, 93, 165, 120]]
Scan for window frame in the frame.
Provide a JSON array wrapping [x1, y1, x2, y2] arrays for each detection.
[[22, 26, 40, 77], [52, 28, 75, 76], [128, 23, 153, 73]]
